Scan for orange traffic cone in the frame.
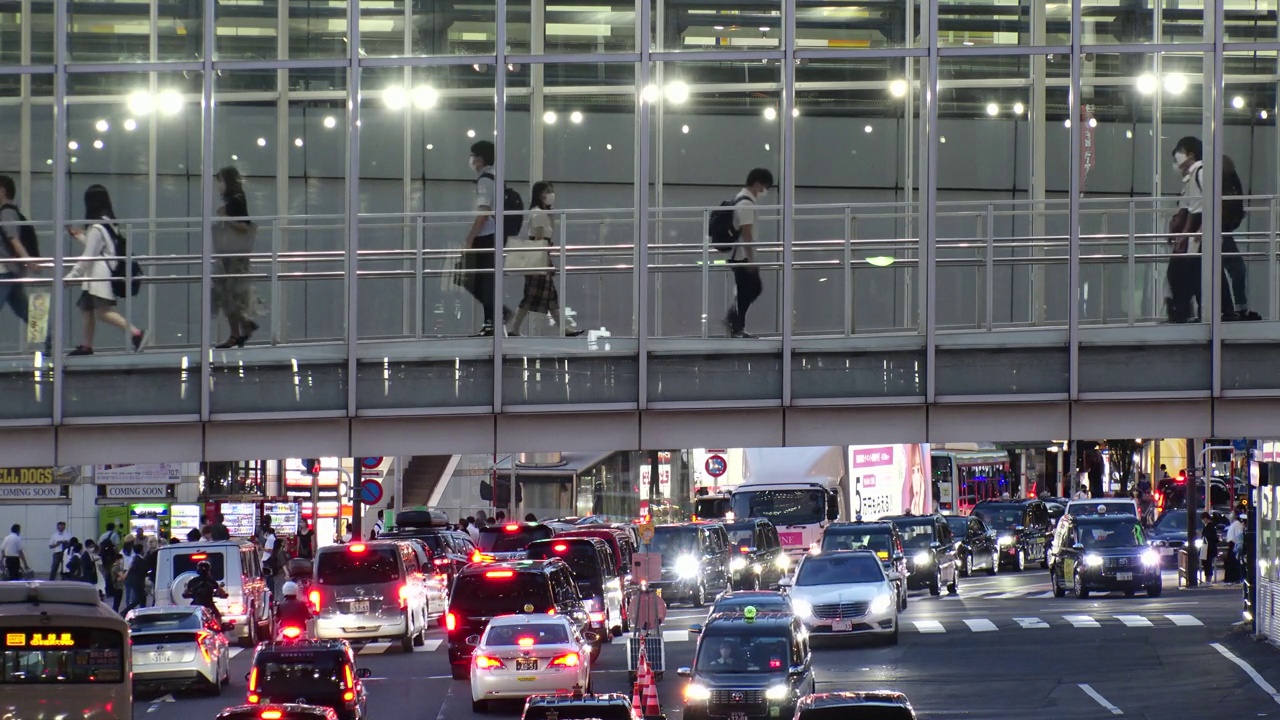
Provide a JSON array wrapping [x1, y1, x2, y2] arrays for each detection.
[[633, 644, 648, 709], [643, 674, 663, 719]]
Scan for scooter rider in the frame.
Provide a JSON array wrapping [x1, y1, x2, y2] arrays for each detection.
[[275, 581, 314, 628], [183, 560, 228, 622]]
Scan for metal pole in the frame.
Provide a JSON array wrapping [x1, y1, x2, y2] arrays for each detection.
[[352, 459, 364, 540], [1186, 439, 1199, 587]]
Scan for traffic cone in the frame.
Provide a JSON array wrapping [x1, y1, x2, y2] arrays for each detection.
[[643, 674, 663, 719], [633, 645, 648, 709]]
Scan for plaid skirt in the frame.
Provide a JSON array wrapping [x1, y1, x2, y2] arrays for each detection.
[[520, 272, 559, 314]]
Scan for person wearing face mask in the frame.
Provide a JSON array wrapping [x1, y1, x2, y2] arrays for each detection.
[[508, 182, 586, 337], [1166, 138, 1204, 323], [460, 141, 513, 337], [723, 168, 774, 338]]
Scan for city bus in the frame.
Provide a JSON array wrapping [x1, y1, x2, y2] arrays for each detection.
[[0, 582, 130, 720], [931, 448, 1013, 514]]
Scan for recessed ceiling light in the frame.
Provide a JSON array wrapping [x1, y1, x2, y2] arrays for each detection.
[[570, 111, 583, 124], [123, 118, 137, 131], [986, 102, 999, 116], [763, 107, 777, 121], [864, 125, 873, 133], [681, 124, 689, 134], [93, 140, 104, 149], [1012, 102, 1025, 115], [94, 119, 109, 133], [294, 138, 304, 147], [889, 79, 908, 98], [1232, 95, 1246, 110], [67, 141, 78, 151], [323, 116, 337, 128], [256, 137, 267, 147]]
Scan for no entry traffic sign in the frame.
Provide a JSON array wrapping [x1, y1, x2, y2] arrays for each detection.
[[360, 479, 384, 505], [705, 455, 727, 478]]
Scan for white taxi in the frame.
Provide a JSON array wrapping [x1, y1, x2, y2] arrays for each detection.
[[469, 614, 593, 713]]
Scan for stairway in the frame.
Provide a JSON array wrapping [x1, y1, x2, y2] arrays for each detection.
[[401, 455, 455, 507]]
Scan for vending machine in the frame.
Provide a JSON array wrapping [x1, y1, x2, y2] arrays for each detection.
[[98, 506, 128, 538], [263, 501, 301, 555], [219, 502, 258, 539], [171, 504, 202, 539], [128, 503, 171, 538]]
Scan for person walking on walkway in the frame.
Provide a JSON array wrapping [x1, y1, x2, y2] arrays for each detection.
[[212, 166, 259, 348], [65, 185, 146, 355], [721, 168, 773, 338]]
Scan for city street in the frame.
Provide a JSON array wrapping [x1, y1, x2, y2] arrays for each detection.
[[133, 569, 1280, 720]]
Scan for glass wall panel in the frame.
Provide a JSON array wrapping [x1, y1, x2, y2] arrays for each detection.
[[215, 0, 351, 60], [0, 72, 55, 420], [795, 0, 918, 49], [209, 67, 350, 415], [67, 0, 204, 62], [651, 0, 781, 52], [62, 71, 202, 418], [508, 0, 637, 54], [647, 59, 782, 403], [1, 0, 55, 65]]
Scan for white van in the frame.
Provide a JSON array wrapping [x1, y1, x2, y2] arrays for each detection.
[[154, 541, 273, 647]]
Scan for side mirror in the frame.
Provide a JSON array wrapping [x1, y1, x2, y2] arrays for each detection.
[[1072, 543, 1085, 552], [788, 665, 806, 677], [465, 634, 481, 646], [777, 577, 793, 587], [676, 667, 692, 678], [689, 623, 703, 635], [583, 631, 602, 645], [356, 668, 372, 679]]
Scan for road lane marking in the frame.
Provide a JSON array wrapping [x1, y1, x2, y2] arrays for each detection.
[[663, 630, 689, 643], [1210, 642, 1280, 705], [414, 639, 442, 652], [988, 591, 1032, 599], [1166, 614, 1203, 626], [1013, 617, 1049, 629], [963, 619, 998, 632], [1079, 684, 1123, 715], [1064, 615, 1100, 628], [1030, 591, 1057, 599], [228, 647, 244, 658], [1114, 615, 1153, 628], [913, 620, 946, 633], [359, 641, 392, 655]]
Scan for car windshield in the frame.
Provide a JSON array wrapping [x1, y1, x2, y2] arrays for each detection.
[[258, 655, 343, 695], [944, 518, 968, 536], [796, 555, 884, 585], [651, 528, 699, 562], [316, 547, 400, 585], [731, 490, 825, 526], [452, 573, 553, 614], [798, 707, 914, 720], [484, 622, 570, 646], [694, 497, 730, 519], [713, 597, 790, 614], [1153, 510, 1201, 532], [1078, 523, 1145, 549], [696, 634, 792, 673], [892, 521, 934, 548], [479, 526, 554, 553], [1069, 502, 1136, 517], [820, 530, 892, 555], [725, 527, 756, 548], [129, 612, 203, 632], [973, 507, 1023, 530]]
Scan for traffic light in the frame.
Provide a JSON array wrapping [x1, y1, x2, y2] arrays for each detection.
[[302, 458, 320, 476]]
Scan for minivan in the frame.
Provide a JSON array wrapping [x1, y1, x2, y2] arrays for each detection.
[[526, 537, 624, 638], [154, 540, 272, 647], [311, 540, 432, 652]]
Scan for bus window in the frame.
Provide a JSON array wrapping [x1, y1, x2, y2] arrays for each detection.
[[0, 628, 126, 683]]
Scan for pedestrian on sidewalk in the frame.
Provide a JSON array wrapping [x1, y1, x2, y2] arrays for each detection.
[[1199, 512, 1219, 584], [1, 525, 29, 580], [48, 521, 71, 580]]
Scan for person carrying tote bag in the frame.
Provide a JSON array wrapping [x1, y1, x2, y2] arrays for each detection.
[[507, 182, 585, 337]]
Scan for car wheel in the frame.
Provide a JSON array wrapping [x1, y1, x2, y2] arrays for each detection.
[[589, 641, 602, 663], [471, 700, 487, 714], [239, 608, 256, 648], [929, 568, 941, 596], [204, 671, 222, 697], [1146, 581, 1163, 598], [1052, 570, 1067, 598], [451, 664, 469, 681], [1015, 549, 1026, 572], [947, 570, 958, 595], [692, 581, 707, 608], [1073, 570, 1089, 599], [959, 553, 971, 578], [986, 550, 998, 576]]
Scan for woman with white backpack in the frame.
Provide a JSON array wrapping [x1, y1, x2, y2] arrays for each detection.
[[64, 184, 145, 356]]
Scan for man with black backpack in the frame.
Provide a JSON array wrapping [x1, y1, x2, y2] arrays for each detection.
[[463, 140, 517, 337], [709, 168, 774, 338], [0, 175, 50, 351]]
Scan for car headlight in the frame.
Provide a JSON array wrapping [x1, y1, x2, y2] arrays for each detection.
[[685, 684, 711, 702], [791, 599, 813, 619], [1084, 553, 1103, 568], [869, 593, 892, 615], [1142, 550, 1160, 566], [913, 551, 931, 566], [775, 554, 791, 570], [752, 563, 763, 575], [765, 685, 788, 701], [730, 557, 747, 572], [676, 555, 701, 579], [998, 535, 1015, 547]]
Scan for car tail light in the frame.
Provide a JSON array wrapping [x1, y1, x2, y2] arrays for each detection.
[[280, 625, 304, 640], [739, 546, 750, 553], [474, 655, 505, 669], [196, 631, 212, 663], [518, 637, 535, 647], [343, 691, 355, 702], [485, 570, 515, 578], [553, 543, 568, 553], [433, 558, 449, 566], [589, 611, 605, 623], [349, 543, 367, 553], [550, 652, 580, 667], [228, 601, 245, 615], [247, 694, 260, 704], [398, 585, 409, 610], [445, 612, 457, 631], [341, 663, 356, 701], [189, 553, 208, 560], [505, 524, 520, 532], [261, 712, 283, 720], [471, 551, 495, 563], [308, 589, 321, 613], [248, 666, 259, 692]]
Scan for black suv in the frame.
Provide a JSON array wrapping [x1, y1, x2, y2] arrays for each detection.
[[1050, 512, 1162, 599], [678, 611, 815, 720], [650, 524, 731, 607], [971, 499, 1053, 571], [882, 515, 958, 596], [245, 639, 370, 720], [723, 519, 785, 591], [376, 526, 476, 586], [445, 559, 592, 679], [942, 514, 999, 577], [522, 691, 636, 720], [819, 521, 908, 610]]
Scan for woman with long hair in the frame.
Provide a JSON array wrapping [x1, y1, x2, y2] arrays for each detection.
[[507, 181, 584, 337], [65, 184, 145, 355], [212, 166, 258, 347]]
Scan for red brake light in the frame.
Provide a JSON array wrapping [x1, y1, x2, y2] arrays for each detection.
[[308, 589, 321, 613], [261, 712, 283, 720], [281, 626, 303, 639], [471, 550, 495, 563], [349, 543, 367, 553], [505, 524, 520, 532], [475, 655, 506, 669], [589, 611, 605, 623], [398, 585, 409, 609], [551, 652, 580, 667], [769, 658, 783, 669], [445, 612, 457, 631], [433, 558, 448, 566], [197, 631, 212, 662], [189, 553, 207, 560], [485, 570, 515, 578], [739, 547, 749, 553], [553, 543, 568, 553], [343, 691, 355, 702], [518, 637, 535, 647]]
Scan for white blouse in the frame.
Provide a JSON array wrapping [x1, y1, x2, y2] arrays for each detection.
[[65, 224, 118, 300]]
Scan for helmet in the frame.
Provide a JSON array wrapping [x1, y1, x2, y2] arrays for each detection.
[[196, 560, 212, 574], [281, 581, 300, 598]]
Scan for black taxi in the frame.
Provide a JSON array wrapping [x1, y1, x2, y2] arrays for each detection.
[[1049, 509, 1162, 599], [245, 639, 370, 720], [722, 518, 786, 591], [677, 610, 814, 720], [217, 705, 339, 720], [522, 689, 638, 720]]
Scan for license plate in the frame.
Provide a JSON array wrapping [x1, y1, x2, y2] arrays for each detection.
[[729, 713, 749, 720], [349, 601, 370, 613], [832, 620, 853, 632], [516, 658, 538, 671], [1116, 572, 1133, 581], [1160, 548, 1174, 556], [151, 653, 172, 663]]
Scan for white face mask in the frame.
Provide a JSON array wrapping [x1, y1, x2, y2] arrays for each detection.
[[544, 192, 556, 206], [1173, 151, 1188, 172], [469, 158, 479, 172], [758, 189, 768, 200]]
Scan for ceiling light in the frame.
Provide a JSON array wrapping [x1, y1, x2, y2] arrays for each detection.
[[231, 154, 238, 161], [1012, 102, 1025, 115], [543, 110, 558, 124], [157, 90, 183, 116], [323, 116, 337, 129], [889, 79, 908, 98], [294, 138, 304, 147], [94, 119, 109, 133], [123, 118, 137, 131], [1126, 130, 1133, 139], [986, 102, 999, 116], [425, 144, 434, 150], [864, 125, 873, 133], [764, 143, 770, 151], [1063, 118, 1071, 128], [759, 26, 769, 31], [713, 25, 724, 30], [93, 140, 104, 149], [67, 141, 78, 151], [606, 143, 613, 150], [866, 256, 895, 267], [640, 84, 660, 103], [127, 90, 154, 116], [665, 81, 690, 104], [467, 129, 476, 138], [792, 107, 800, 117], [681, 124, 689, 134], [570, 111, 583, 124], [383, 86, 408, 110], [411, 85, 438, 110], [256, 137, 267, 147], [1262, 109, 1270, 120], [1136, 73, 1158, 95], [763, 107, 777, 121], [1163, 73, 1187, 95], [1087, 117, 1097, 127], [939, 136, 946, 143], [1232, 95, 1246, 110]]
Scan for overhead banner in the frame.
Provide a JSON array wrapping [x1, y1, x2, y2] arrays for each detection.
[[849, 444, 932, 520], [95, 464, 183, 485], [0, 485, 68, 500], [102, 485, 172, 500], [0, 467, 56, 485]]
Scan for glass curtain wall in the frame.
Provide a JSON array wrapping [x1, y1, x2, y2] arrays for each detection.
[[0, 0, 1271, 425]]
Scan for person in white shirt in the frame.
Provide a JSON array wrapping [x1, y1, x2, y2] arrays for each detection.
[[64, 184, 146, 356], [98, 522, 121, 550], [48, 521, 71, 580], [723, 168, 774, 338], [1167, 137, 1204, 323], [1226, 514, 1245, 555], [1072, 484, 1090, 501], [1, 524, 29, 580], [261, 526, 278, 594], [462, 141, 511, 337]]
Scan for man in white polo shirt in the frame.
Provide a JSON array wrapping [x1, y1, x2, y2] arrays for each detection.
[[1, 524, 29, 580], [723, 168, 774, 338]]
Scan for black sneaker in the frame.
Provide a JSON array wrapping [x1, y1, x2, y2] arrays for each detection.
[[731, 330, 757, 339], [475, 325, 495, 337], [131, 330, 147, 352], [68, 345, 93, 356], [1242, 310, 1263, 321]]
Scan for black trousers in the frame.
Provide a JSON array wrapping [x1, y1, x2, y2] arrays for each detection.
[[468, 234, 512, 327], [1168, 239, 1250, 321], [1222, 234, 1248, 312], [727, 260, 763, 333], [4, 557, 20, 581]]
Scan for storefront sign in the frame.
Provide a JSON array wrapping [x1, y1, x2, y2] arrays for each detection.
[[103, 485, 172, 499], [0, 485, 67, 500], [0, 467, 56, 484], [95, 464, 183, 484]]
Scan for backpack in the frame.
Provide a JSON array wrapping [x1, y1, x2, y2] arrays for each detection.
[[709, 196, 750, 253], [478, 172, 524, 240], [0, 203, 40, 259], [1221, 156, 1246, 232], [81, 555, 98, 585], [100, 224, 143, 298]]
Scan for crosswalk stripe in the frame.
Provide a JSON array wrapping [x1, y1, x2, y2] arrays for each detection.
[[913, 620, 946, 634], [989, 591, 1031, 599], [1115, 614, 1154, 628], [359, 641, 393, 655], [228, 648, 244, 658], [663, 630, 690, 643], [963, 619, 998, 632], [1165, 614, 1203, 627], [1030, 591, 1057, 599], [1014, 617, 1049, 629], [1064, 615, 1100, 628], [415, 639, 443, 652]]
